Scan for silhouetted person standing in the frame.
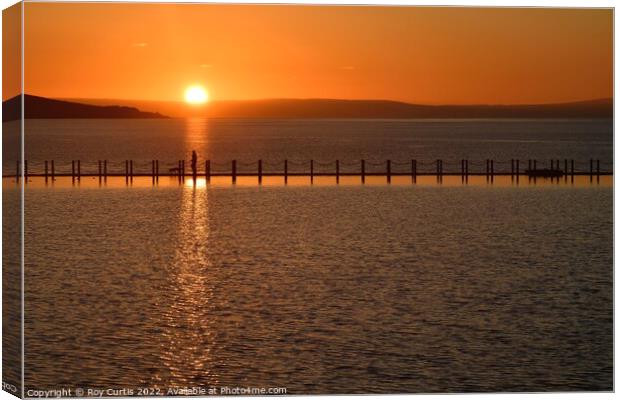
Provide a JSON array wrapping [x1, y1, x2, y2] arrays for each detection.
[[191, 150, 198, 181]]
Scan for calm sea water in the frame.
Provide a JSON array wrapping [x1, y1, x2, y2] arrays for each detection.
[[2, 118, 614, 174], [3, 118, 614, 393]]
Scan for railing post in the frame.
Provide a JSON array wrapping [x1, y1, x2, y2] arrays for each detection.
[[125, 160, 129, 183], [590, 158, 593, 181], [336, 160, 340, 183], [310, 160, 314, 184], [77, 160, 81, 181], [98, 160, 102, 181], [72, 160, 76, 182], [258, 159, 263, 184], [485, 159, 489, 180], [564, 159, 568, 181], [284, 159, 288, 184], [571, 159, 574, 179], [205, 160, 210, 182], [490, 160, 494, 179], [510, 159, 514, 178], [465, 160, 469, 180], [45, 160, 49, 183], [155, 160, 158, 182], [232, 159, 237, 183], [24, 160, 28, 184], [129, 160, 133, 181], [361, 159, 365, 183], [515, 159, 519, 182], [103, 160, 107, 181], [51, 160, 55, 181], [387, 160, 391, 183], [412, 159, 417, 183], [151, 160, 155, 183]]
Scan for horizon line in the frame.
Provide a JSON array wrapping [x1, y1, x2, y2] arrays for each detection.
[[9, 93, 613, 108]]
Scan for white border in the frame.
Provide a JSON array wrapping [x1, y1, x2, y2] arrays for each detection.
[[0, 2, 616, 400]]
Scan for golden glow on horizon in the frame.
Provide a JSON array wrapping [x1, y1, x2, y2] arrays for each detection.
[[12, 175, 614, 189], [184, 85, 209, 104]]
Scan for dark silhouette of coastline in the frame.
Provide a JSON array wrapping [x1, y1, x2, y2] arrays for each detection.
[[65, 97, 612, 119], [203, 98, 613, 119], [3, 94, 612, 121], [2, 94, 168, 122]]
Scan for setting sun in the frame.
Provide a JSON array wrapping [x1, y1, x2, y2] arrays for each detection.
[[184, 85, 208, 104]]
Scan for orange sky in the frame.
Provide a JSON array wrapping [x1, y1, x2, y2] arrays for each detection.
[[3, 2, 21, 101], [15, 4, 614, 104]]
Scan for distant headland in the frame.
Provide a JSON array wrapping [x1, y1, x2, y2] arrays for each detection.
[[197, 98, 613, 119], [66, 97, 614, 119], [2, 94, 613, 121], [2, 94, 168, 122]]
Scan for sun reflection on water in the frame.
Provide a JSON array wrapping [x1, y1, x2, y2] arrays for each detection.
[[156, 184, 218, 386], [184, 117, 209, 157], [184, 178, 208, 188]]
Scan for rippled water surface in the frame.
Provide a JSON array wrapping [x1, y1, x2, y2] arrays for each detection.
[[18, 180, 612, 393]]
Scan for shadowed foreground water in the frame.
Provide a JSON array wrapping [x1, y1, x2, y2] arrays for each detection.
[[18, 181, 612, 393]]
